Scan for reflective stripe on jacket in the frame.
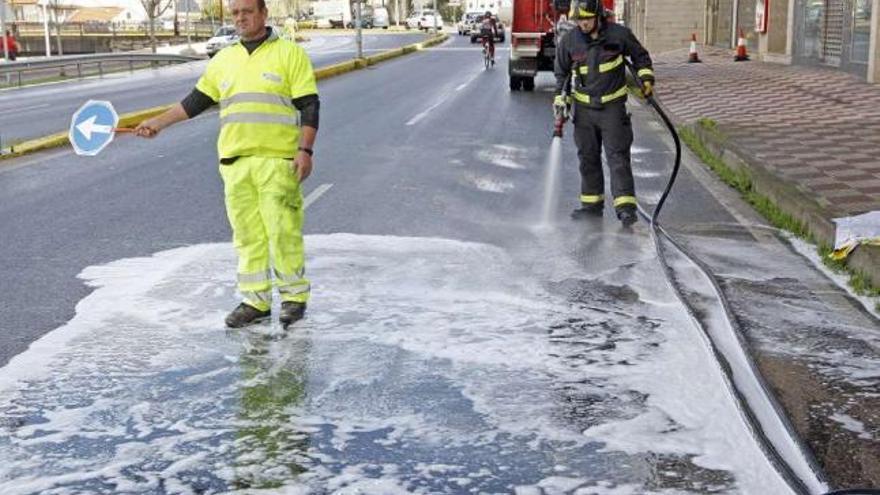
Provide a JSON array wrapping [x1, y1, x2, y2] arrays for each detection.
[[196, 29, 318, 160], [554, 23, 654, 109]]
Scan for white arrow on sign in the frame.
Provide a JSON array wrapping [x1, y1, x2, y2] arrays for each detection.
[[76, 115, 114, 141]]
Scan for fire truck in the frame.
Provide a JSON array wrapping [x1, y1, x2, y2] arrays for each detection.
[[508, 0, 615, 91]]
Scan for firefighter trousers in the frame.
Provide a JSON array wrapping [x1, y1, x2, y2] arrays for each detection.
[[219, 156, 310, 311], [572, 101, 637, 211]]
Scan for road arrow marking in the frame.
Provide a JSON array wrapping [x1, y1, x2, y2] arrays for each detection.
[[76, 115, 113, 140]]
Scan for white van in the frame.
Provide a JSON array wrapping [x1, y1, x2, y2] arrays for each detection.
[[373, 7, 390, 28]]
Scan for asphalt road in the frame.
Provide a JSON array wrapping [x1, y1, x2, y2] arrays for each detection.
[[0, 33, 427, 147], [2, 34, 873, 492]]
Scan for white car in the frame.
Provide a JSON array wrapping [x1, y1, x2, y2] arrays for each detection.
[[206, 26, 238, 57], [457, 11, 483, 35], [406, 10, 444, 30]]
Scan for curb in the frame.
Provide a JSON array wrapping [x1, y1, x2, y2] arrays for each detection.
[[686, 120, 880, 289], [0, 33, 448, 161]]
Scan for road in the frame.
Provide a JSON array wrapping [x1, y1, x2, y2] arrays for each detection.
[[1, 34, 873, 493], [0, 32, 427, 147]]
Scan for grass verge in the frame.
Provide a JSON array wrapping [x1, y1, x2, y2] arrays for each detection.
[[680, 119, 880, 310]]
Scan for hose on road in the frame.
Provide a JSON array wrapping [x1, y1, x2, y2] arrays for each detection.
[[625, 62, 832, 495]]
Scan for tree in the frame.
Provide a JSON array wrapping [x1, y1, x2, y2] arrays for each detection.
[[140, 0, 173, 52], [202, 0, 225, 26], [46, 0, 66, 56]]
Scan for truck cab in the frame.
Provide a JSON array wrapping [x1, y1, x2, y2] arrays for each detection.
[[508, 0, 613, 91]]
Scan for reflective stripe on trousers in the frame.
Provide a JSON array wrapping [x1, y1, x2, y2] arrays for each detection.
[[220, 156, 309, 311]]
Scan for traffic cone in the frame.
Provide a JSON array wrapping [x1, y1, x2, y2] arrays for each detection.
[[734, 28, 750, 61], [688, 33, 701, 63]]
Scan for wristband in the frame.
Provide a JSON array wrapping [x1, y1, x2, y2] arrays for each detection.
[[298, 147, 313, 157]]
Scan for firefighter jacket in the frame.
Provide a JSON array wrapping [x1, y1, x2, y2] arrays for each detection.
[[196, 28, 317, 160], [554, 22, 654, 109]]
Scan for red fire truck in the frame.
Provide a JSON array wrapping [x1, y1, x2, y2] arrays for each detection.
[[508, 0, 615, 91]]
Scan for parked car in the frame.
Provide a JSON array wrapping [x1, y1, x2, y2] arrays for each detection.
[[457, 11, 483, 35], [206, 26, 238, 57], [406, 9, 444, 30], [373, 7, 390, 28], [347, 10, 374, 28], [469, 14, 505, 43]]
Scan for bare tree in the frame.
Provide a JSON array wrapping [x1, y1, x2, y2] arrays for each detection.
[[46, 0, 65, 56], [141, 0, 173, 53]]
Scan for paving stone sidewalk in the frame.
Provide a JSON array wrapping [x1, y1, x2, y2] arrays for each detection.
[[653, 46, 880, 218]]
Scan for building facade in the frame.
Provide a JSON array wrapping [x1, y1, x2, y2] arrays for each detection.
[[622, 0, 880, 84]]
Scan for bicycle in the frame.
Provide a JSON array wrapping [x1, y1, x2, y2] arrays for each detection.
[[481, 36, 494, 69]]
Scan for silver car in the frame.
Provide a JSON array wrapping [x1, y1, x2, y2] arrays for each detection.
[[206, 26, 239, 58]]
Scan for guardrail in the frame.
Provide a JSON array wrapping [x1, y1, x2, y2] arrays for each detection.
[[0, 52, 205, 87]]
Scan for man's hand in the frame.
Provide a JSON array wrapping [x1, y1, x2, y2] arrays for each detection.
[[291, 151, 313, 182], [553, 94, 570, 121], [642, 81, 654, 98], [134, 118, 162, 138]]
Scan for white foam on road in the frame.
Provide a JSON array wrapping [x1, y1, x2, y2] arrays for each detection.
[[0, 235, 793, 494]]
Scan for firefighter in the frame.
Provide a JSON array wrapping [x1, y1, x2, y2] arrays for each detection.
[[553, 0, 654, 226], [134, 0, 319, 329]]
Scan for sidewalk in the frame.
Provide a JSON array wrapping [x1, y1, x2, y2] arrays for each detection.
[[648, 47, 880, 490], [653, 45, 880, 286]]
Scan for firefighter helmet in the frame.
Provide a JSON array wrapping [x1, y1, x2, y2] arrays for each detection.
[[569, 0, 603, 19]]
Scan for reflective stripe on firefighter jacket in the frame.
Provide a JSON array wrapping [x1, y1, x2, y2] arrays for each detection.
[[554, 22, 654, 109], [196, 28, 318, 160]]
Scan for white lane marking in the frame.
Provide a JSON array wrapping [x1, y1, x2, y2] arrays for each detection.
[[455, 71, 482, 92], [408, 71, 482, 125], [310, 48, 387, 54], [0, 149, 72, 174], [428, 47, 510, 51], [304, 183, 333, 209], [406, 100, 446, 126], [0, 103, 50, 115]]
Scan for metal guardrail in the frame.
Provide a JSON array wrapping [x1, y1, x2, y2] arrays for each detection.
[[0, 53, 205, 87]]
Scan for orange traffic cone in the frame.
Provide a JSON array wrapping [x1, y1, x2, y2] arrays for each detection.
[[688, 33, 701, 63], [734, 28, 750, 61]]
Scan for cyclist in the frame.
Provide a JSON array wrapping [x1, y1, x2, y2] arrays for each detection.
[[479, 12, 497, 64]]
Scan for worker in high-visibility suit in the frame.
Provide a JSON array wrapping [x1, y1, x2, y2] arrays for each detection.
[[135, 0, 319, 329], [554, 0, 654, 226]]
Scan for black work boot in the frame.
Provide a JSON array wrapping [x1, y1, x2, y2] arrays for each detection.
[[225, 303, 271, 328], [280, 301, 307, 329], [571, 203, 603, 220], [616, 205, 638, 227]]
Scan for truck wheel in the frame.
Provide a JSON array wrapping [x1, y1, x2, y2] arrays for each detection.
[[522, 77, 535, 91], [509, 76, 522, 91]]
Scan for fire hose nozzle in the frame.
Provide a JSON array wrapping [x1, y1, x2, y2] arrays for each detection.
[[552, 106, 569, 138]]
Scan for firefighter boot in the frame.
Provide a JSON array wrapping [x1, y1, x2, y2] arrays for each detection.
[[225, 302, 271, 328], [571, 203, 604, 220], [280, 301, 307, 329], [616, 205, 638, 227]]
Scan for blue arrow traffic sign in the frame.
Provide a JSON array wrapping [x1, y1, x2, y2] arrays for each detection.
[[69, 100, 120, 156]]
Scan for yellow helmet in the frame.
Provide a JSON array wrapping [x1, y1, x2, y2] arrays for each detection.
[[569, 0, 602, 19]]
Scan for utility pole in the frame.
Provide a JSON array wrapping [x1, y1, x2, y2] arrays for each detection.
[[432, 0, 437, 33], [185, 0, 192, 50], [40, 0, 51, 56], [0, 0, 9, 62], [355, 0, 362, 58], [395, 0, 400, 27]]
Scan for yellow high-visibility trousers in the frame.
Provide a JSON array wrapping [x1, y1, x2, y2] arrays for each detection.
[[219, 156, 309, 311]]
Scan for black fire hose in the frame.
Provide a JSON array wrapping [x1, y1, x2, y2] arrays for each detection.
[[624, 62, 682, 226], [626, 61, 880, 495]]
